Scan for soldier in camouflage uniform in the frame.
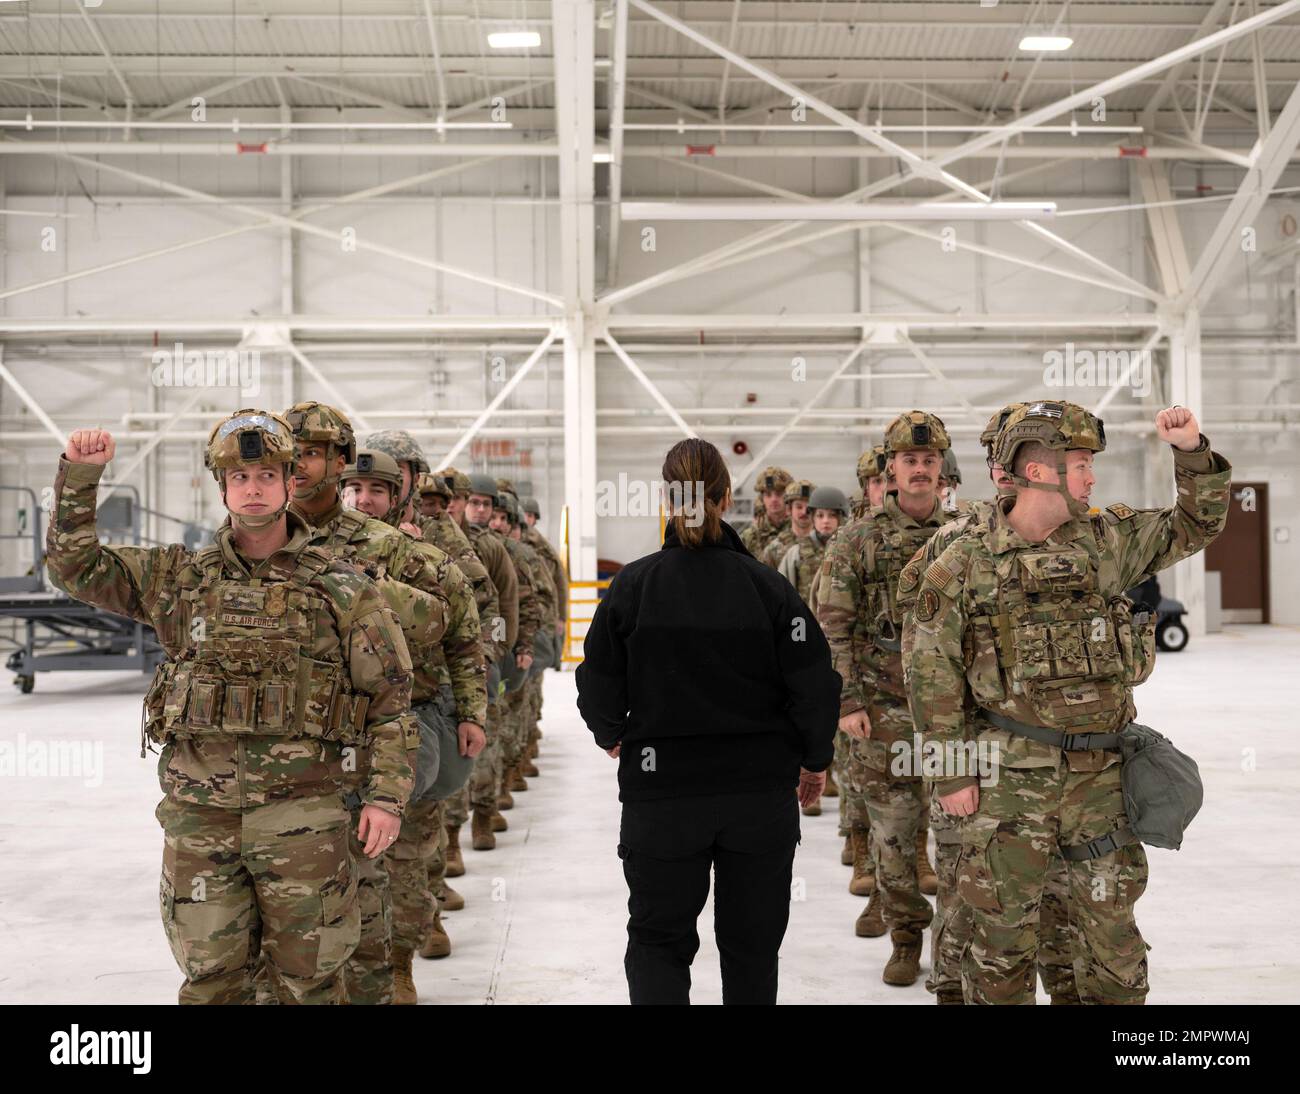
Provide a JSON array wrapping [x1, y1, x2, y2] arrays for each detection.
[[907, 402, 1230, 1004], [47, 412, 418, 1005], [441, 468, 521, 860], [759, 479, 815, 570], [939, 448, 963, 514], [456, 473, 540, 850], [739, 465, 793, 556], [816, 411, 952, 986], [520, 495, 566, 768], [897, 403, 1075, 1005], [852, 445, 889, 520], [359, 433, 491, 992], [777, 484, 848, 818]]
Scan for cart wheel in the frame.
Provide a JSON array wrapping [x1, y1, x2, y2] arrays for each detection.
[[1157, 619, 1188, 653], [17, 674, 34, 694]]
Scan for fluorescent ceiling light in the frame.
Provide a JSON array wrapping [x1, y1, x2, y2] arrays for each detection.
[[1019, 35, 1073, 51], [620, 201, 1057, 222], [593, 151, 613, 164], [488, 31, 541, 49]]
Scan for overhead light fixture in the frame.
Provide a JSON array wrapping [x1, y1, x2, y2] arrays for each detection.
[[593, 151, 613, 164], [488, 30, 541, 49], [1019, 35, 1073, 51], [620, 201, 1057, 222]]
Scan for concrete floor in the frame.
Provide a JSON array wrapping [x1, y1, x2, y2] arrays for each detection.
[[1, 624, 1296, 1005]]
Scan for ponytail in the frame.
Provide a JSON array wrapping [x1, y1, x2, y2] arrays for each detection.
[[661, 438, 730, 549]]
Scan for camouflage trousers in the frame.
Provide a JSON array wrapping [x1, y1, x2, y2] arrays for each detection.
[[859, 763, 932, 935], [500, 684, 531, 770], [463, 701, 505, 816], [959, 763, 1148, 1005], [390, 797, 443, 953], [527, 671, 544, 743], [156, 794, 356, 1005], [927, 797, 1076, 1000], [347, 806, 394, 1006]]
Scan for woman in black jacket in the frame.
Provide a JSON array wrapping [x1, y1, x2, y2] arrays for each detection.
[[576, 438, 841, 1005]]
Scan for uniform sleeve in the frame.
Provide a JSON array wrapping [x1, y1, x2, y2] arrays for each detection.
[[574, 570, 629, 750], [465, 554, 505, 662], [777, 543, 800, 588], [438, 562, 488, 728], [815, 528, 867, 717], [905, 544, 976, 797], [44, 457, 183, 623], [481, 535, 519, 650], [344, 589, 417, 815], [1109, 438, 1232, 589], [512, 549, 543, 657], [774, 579, 841, 772]]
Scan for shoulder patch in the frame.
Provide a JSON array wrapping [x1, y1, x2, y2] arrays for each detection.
[[924, 559, 953, 589], [1104, 502, 1137, 523], [915, 588, 941, 622]]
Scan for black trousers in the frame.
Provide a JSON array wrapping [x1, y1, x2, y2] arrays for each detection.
[[618, 787, 800, 1005]]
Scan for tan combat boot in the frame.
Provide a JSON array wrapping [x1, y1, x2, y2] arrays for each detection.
[[471, 808, 496, 851], [849, 830, 876, 897], [497, 783, 514, 811], [823, 767, 839, 798], [521, 754, 539, 777], [882, 928, 923, 986], [419, 909, 451, 959], [840, 833, 854, 867], [445, 825, 465, 877], [916, 829, 938, 897], [801, 798, 822, 817], [855, 889, 886, 938], [509, 764, 529, 792], [438, 883, 465, 912], [393, 946, 418, 1004]]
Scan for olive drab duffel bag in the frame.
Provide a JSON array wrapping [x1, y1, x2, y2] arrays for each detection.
[[1116, 721, 1204, 851]]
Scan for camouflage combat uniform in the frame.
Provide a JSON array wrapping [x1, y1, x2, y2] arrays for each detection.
[[47, 450, 416, 1006], [907, 412, 1230, 1004], [778, 529, 833, 603], [739, 466, 793, 556], [818, 491, 951, 943]]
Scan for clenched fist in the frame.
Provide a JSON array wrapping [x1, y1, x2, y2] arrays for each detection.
[[66, 429, 116, 465], [1155, 406, 1201, 452]]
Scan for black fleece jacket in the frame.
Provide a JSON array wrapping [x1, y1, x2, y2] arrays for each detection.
[[575, 520, 841, 802]]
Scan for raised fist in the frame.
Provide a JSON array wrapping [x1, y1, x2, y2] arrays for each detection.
[[66, 429, 116, 466], [1155, 406, 1201, 452]]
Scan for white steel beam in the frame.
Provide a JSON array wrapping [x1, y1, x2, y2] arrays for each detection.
[[605, 0, 630, 287], [1167, 309, 1207, 636], [446, 78, 554, 120], [601, 332, 696, 439], [77, 2, 134, 115], [52, 152, 563, 308], [1247, 0, 1271, 141], [420, 0, 451, 125], [435, 329, 559, 468], [620, 201, 1058, 221], [736, 339, 871, 490], [1093, 327, 1167, 415], [146, 75, 258, 121], [285, 343, 373, 434], [0, 356, 66, 446], [1177, 77, 1300, 311], [1134, 161, 1192, 299], [1141, 0, 1235, 130], [99, 385, 210, 504]]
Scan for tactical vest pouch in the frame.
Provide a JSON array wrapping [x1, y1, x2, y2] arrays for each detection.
[[1112, 597, 1157, 686]]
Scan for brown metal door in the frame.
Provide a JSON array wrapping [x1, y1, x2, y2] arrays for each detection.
[[1204, 481, 1269, 624]]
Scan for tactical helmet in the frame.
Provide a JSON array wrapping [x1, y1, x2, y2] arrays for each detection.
[[364, 430, 430, 475], [809, 485, 849, 516], [883, 410, 951, 453], [522, 497, 541, 518], [496, 477, 518, 501], [979, 402, 1027, 453], [467, 472, 500, 500], [993, 399, 1106, 518], [756, 465, 794, 494], [493, 491, 520, 526], [856, 445, 888, 487], [204, 409, 297, 529], [341, 449, 404, 525], [783, 478, 815, 505], [940, 448, 962, 486], [418, 471, 453, 501], [440, 466, 472, 497], [283, 401, 356, 502]]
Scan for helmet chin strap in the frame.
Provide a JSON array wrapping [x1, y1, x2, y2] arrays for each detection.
[[1008, 451, 1090, 518], [223, 469, 292, 530], [292, 443, 341, 502]]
